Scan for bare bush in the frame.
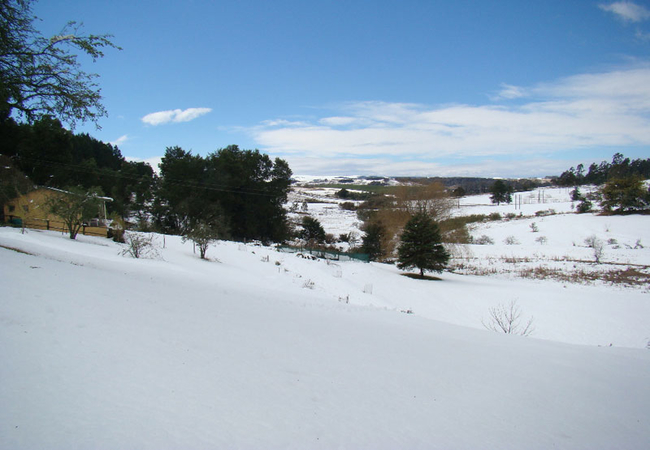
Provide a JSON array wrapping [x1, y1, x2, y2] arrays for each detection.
[[482, 300, 535, 336], [121, 232, 160, 259], [535, 236, 548, 245]]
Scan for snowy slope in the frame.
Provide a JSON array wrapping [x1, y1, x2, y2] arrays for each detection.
[[1, 227, 650, 449]]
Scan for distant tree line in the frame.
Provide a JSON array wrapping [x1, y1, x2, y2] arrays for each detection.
[[555, 153, 650, 187], [554, 153, 650, 214], [395, 177, 547, 195]]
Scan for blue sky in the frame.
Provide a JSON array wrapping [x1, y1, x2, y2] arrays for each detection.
[[33, 0, 650, 177]]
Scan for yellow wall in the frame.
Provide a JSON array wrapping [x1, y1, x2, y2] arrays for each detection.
[[4, 189, 63, 222], [4, 188, 109, 237]]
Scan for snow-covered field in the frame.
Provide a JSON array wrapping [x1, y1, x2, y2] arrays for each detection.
[[2, 185, 650, 448]]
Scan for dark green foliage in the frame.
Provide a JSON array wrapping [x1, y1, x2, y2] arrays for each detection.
[[335, 188, 371, 201], [154, 145, 292, 243], [300, 216, 326, 244], [570, 187, 582, 201], [397, 212, 449, 277], [336, 188, 350, 199], [489, 180, 513, 205], [361, 221, 385, 261], [452, 186, 466, 197], [600, 176, 650, 213], [0, 0, 120, 128], [1, 117, 156, 219], [0, 154, 32, 219], [576, 198, 593, 213], [556, 153, 650, 187]]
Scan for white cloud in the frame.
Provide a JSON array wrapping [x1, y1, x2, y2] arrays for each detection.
[[109, 134, 129, 146], [599, 2, 650, 22], [141, 107, 212, 126], [280, 155, 570, 178], [250, 64, 650, 176], [492, 83, 528, 100]]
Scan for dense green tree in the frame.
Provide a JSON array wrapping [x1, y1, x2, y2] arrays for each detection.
[[153, 146, 206, 233], [600, 176, 650, 213], [489, 179, 513, 205], [204, 145, 291, 242], [300, 216, 326, 244], [397, 211, 449, 277], [110, 160, 156, 221], [360, 221, 385, 261], [154, 145, 292, 242], [1, 0, 120, 128]]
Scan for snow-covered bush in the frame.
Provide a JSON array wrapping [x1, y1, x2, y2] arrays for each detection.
[[504, 235, 520, 245], [474, 235, 495, 245], [584, 235, 605, 264]]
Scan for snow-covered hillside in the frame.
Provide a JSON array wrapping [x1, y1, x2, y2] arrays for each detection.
[[1, 221, 650, 448]]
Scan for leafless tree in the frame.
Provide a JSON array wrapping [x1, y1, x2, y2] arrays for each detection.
[[482, 300, 535, 336]]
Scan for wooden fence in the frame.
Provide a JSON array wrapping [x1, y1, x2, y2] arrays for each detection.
[[6, 216, 109, 238]]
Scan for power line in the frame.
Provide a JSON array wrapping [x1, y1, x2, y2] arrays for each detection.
[[13, 155, 291, 198]]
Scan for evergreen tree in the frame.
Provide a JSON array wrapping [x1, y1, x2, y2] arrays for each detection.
[[600, 176, 650, 213], [361, 221, 385, 261], [397, 211, 449, 277], [300, 216, 326, 244], [489, 180, 512, 205]]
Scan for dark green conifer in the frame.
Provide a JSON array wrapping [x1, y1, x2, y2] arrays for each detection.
[[397, 211, 449, 278]]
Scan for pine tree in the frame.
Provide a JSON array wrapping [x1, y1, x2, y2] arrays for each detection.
[[489, 180, 513, 205], [361, 221, 385, 261], [397, 211, 449, 277], [300, 216, 326, 244]]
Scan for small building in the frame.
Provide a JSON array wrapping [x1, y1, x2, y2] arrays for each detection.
[[4, 187, 113, 237]]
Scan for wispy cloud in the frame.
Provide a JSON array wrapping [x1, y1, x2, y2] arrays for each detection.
[[492, 83, 528, 100], [110, 134, 129, 146], [249, 64, 650, 176], [141, 107, 212, 126], [599, 2, 650, 22]]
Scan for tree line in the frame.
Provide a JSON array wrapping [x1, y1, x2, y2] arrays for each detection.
[[555, 153, 650, 187], [1, 121, 293, 244], [1, 116, 156, 220]]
